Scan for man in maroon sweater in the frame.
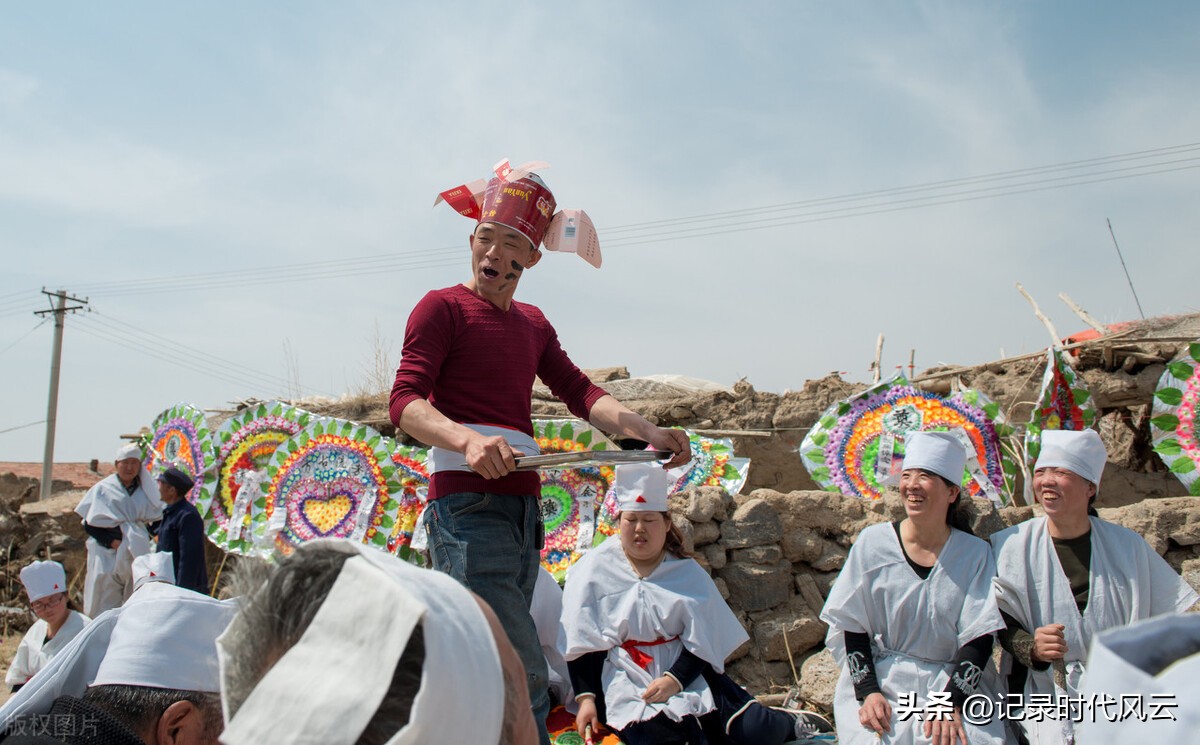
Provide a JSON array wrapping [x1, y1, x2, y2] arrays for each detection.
[[391, 162, 689, 744]]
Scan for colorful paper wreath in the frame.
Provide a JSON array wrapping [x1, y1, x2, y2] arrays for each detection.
[[533, 418, 619, 580], [254, 418, 404, 556], [596, 430, 754, 537], [668, 432, 750, 494], [799, 375, 1012, 505], [1024, 349, 1097, 472], [143, 403, 214, 504], [1150, 341, 1200, 496], [385, 442, 431, 561], [199, 402, 316, 555]]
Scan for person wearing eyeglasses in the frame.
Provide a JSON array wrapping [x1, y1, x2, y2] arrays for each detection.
[[5, 561, 90, 692]]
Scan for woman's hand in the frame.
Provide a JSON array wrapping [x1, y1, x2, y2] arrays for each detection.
[[641, 675, 682, 703], [923, 707, 968, 745], [1032, 623, 1067, 663], [575, 695, 602, 737], [859, 692, 892, 735]]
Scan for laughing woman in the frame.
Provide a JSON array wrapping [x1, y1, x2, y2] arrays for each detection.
[[820, 431, 1007, 745], [562, 463, 832, 745]]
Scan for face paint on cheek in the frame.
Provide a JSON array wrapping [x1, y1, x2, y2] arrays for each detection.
[[505, 260, 523, 281]]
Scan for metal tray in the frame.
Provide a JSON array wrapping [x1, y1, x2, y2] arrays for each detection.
[[513, 449, 671, 471]]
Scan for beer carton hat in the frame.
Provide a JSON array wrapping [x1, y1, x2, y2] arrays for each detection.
[[1035, 429, 1107, 490], [21, 560, 67, 603], [901, 431, 968, 485], [435, 158, 603, 268], [615, 462, 671, 513]]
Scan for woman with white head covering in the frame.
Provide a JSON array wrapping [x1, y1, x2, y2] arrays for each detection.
[[820, 430, 1008, 744], [991, 429, 1198, 744], [562, 462, 832, 744], [5, 561, 90, 692]]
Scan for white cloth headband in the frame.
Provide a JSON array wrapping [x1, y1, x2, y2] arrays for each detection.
[[1035, 428, 1107, 488], [219, 541, 504, 745]]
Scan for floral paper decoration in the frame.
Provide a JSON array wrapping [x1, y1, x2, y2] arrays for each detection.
[[199, 402, 314, 555], [597, 431, 753, 536], [1025, 349, 1097, 472], [144, 403, 213, 504], [1151, 342, 1200, 496], [254, 418, 403, 556], [800, 375, 1012, 505], [386, 443, 431, 560], [534, 418, 619, 580]]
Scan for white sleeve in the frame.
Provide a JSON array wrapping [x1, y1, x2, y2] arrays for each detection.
[[5, 632, 34, 686]]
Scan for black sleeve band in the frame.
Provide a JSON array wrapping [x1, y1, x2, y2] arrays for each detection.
[[567, 650, 606, 700], [666, 647, 710, 690], [844, 631, 881, 701], [83, 522, 122, 547], [944, 634, 993, 708]]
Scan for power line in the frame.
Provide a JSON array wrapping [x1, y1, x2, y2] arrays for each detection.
[[77, 311, 331, 397], [74, 244, 463, 292], [602, 161, 1200, 248], [47, 140, 1200, 299], [1107, 218, 1146, 320], [0, 318, 49, 358], [84, 252, 466, 299], [601, 141, 1200, 233], [73, 319, 295, 396], [90, 311, 307, 393], [0, 420, 45, 436]]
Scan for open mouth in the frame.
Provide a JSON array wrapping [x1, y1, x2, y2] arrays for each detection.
[[481, 266, 499, 279]]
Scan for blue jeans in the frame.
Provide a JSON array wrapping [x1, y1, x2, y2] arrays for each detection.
[[426, 492, 550, 745]]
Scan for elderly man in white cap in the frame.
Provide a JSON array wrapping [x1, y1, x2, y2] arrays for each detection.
[[217, 538, 538, 745], [0, 583, 236, 745], [74, 443, 164, 616], [991, 429, 1199, 744], [5, 561, 90, 693]]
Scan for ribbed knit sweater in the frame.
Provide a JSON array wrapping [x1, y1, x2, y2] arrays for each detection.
[[390, 284, 607, 499]]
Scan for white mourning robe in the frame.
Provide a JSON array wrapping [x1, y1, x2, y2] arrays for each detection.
[[75, 473, 164, 617], [1077, 613, 1200, 743], [532, 565, 575, 712], [4, 611, 90, 687], [991, 516, 1198, 745], [561, 536, 748, 732], [820, 523, 1007, 745]]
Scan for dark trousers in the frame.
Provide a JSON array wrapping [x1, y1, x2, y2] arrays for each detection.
[[617, 669, 794, 745]]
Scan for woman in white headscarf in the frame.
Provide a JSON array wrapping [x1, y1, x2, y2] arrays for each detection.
[[992, 429, 1198, 744], [5, 561, 90, 692], [562, 463, 832, 745], [821, 431, 1008, 745]]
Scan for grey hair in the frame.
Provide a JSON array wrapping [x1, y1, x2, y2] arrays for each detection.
[[83, 684, 222, 739], [221, 543, 425, 745]]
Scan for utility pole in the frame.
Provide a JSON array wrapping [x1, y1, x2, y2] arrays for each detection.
[[34, 289, 89, 501]]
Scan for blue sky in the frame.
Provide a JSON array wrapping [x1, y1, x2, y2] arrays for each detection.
[[2, 1, 1198, 462]]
